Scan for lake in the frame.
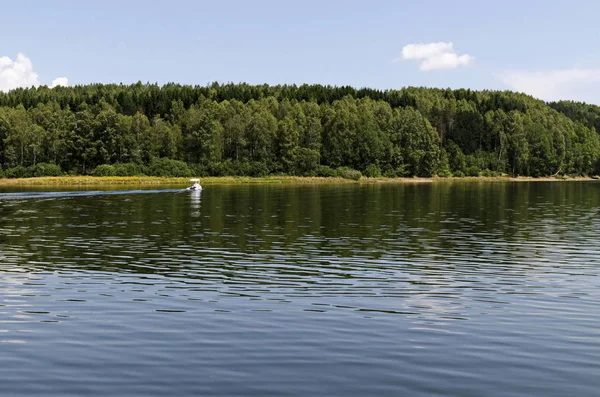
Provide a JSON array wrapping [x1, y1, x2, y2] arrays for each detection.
[[1, 181, 599, 396]]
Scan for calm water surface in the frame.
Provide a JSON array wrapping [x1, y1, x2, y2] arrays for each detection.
[[1, 182, 599, 396]]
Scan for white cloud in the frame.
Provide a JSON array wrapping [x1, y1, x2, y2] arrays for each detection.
[[0, 53, 68, 92], [50, 77, 69, 88], [0, 53, 40, 92], [500, 68, 600, 103], [396, 42, 473, 71], [401, 42, 454, 61]]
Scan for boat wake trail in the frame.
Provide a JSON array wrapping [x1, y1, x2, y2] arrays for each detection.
[[0, 189, 183, 200]]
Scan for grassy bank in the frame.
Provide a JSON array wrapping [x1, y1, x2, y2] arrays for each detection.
[[366, 176, 598, 183], [0, 175, 352, 186], [0, 175, 597, 187]]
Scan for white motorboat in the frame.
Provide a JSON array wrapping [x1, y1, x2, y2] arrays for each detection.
[[187, 178, 202, 191]]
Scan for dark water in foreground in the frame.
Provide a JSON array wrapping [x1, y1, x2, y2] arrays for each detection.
[[1, 182, 600, 396]]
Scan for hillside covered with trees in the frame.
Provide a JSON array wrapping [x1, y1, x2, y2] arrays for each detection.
[[0, 82, 599, 179]]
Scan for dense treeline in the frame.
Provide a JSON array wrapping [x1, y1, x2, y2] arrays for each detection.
[[0, 83, 599, 178], [549, 101, 600, 134]]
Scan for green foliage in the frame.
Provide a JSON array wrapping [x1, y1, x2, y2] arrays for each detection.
[[335, 167, 362, 180], [190, 164, 210, 177], [435, 149, 452, 177], [363, 164, 382, 178], [202, 160, 265, 177], [207, 160, 235, 177], [247, 162, 270, 177], [549, 101, 600, 132], [453, 170, 466, 178], [148, 158, 192, 177], [29, 163, 63, 177], [293, 148, 320, 176], [464, 166, 481, 177], [387, 107, 442, 177], [5, 166, 29, 178], [382, 168, 401, 178], [316, 165, 336, 177], [436, 168, 452, 177], [113, 163, 147, 176], [480, 169, 493, 177], [3, 163, 63, 178], [446, 141, 466, 173], [91, 164, 116, 176], [0, 83, 599, 179], [235, 161, 270, 177], [0, 168, 4, 178]]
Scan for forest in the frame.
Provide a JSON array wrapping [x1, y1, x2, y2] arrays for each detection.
[[0, 82, 599, 179]]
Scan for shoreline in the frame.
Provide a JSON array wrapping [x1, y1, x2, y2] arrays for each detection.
[[0, 175, 597, 187]]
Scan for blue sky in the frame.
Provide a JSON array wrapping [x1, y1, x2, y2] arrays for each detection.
[[2, 0, 600, 103]]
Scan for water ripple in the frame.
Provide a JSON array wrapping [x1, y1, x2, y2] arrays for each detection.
[[1, 183, 600, 396]]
